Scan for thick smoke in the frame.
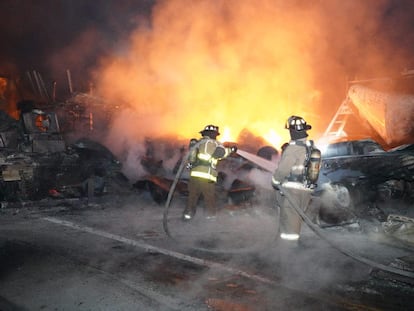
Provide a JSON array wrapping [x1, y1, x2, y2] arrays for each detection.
[[1, 0, 414, 176], [91, 0, 414, 165], [96, 0, 323, 144]]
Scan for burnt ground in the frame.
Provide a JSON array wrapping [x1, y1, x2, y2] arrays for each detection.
[[0, 193, 413, 311]]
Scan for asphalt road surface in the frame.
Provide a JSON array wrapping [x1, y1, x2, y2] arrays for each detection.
[[1, 193, 413, 311]]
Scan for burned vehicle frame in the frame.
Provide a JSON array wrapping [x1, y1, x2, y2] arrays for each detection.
[[0, 103, 127, 203], [314, 139, 414, 226]]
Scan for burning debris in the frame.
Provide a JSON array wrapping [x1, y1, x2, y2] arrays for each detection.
[[133, 136, 276, 210], [2, 2, 414, 309], [2, 65, 414, 254], [55, 91, 124, 144], [0, 99, 130, 203]]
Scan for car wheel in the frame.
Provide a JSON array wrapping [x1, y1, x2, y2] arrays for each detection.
[[320, 183, 353, 209], [331, 184, 352, 208]]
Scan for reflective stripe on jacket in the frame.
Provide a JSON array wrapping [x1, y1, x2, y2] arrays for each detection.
[[190, 137, 226, 182]]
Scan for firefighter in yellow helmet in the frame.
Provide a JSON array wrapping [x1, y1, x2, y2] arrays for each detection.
[[271, 116, 321, 246], [183, 124, 236, 221]]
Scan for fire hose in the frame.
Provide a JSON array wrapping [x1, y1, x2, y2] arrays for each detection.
[[162, 147, 188, 240], [164, 145, 414, 278], [162, 144, 280, 254], [238, 148, 414, 278], [281, 189, 414, 279]]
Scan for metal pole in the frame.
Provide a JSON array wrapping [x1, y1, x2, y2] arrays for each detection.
[[66, 69, 73, 94], [52, 81, 56, 102], [26, 71, 36, 94], [38, 72, 50, 102], [32, 70, 45, 99]]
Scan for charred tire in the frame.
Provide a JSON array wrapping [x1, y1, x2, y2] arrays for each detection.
[[330, 184, 353, 209], [318, 183, 354, 209], [317, 183, 358, 226], [333, 184, 352, 208]]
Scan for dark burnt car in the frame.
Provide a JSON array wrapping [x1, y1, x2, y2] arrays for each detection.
[[315, 138, 414, 223], [315, 139, 414, 247], [0, 107, 128, 202]]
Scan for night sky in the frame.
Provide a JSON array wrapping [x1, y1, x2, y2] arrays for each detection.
[[0, 0, 154, 82]]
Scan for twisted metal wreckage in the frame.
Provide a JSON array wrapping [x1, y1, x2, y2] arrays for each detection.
[[0, 72, 128, 204]]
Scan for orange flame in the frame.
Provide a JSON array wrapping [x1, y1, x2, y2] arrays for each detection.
[[95, 0, 325, 151]]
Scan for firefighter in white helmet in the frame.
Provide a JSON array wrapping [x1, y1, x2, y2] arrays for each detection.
[[183, 124, 236, 221], [271, 116, 321, 246]]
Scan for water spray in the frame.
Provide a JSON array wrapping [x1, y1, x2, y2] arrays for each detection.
[[235, 149, 277, 173]]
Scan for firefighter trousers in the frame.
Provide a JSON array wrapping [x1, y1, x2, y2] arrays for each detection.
[[277, 187, 312, 237], [185, 176, 216, 217]]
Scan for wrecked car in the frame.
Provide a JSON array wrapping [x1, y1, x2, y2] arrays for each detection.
[[314, 138, 414, 227], [0, 105, 128, 202], [317, 139, 414, 206]]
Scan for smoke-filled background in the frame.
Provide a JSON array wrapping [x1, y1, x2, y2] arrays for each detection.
[[1, 0, 414, 151], [1, 3, 413, 302]]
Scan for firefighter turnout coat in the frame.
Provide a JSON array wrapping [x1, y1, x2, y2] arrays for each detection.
[[188, 136, 229, 182], [183, 136, 231, 219], [272, 138, 313, 240]]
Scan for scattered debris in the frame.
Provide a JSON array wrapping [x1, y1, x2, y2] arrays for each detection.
[[0, 102, 130, 202]]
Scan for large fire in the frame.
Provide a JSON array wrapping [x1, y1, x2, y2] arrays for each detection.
[[95, 0, 328, 152]]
